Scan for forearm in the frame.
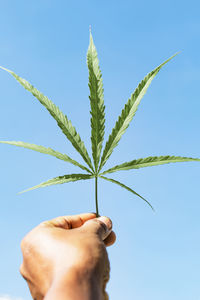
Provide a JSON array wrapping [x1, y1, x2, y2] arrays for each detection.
[[44, 268, 104, 300]]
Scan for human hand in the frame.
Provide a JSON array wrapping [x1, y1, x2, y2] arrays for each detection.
[[20, 213, 116, 300]]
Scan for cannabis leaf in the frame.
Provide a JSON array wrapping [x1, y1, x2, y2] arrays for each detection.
[[0, 32, 199, 215]]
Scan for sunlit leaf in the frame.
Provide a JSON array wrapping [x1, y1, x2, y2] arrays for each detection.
[[19, 174, 94, 194], [87, 32, 105, 171], [101, 155, 200, 174], [1, 33, 199, 216], [99, 54, 178, 171]]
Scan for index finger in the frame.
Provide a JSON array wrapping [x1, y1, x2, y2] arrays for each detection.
[[42, 212, 97, 229]]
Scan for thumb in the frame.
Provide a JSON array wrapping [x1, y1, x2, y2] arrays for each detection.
[[82, 216, 113, 240]]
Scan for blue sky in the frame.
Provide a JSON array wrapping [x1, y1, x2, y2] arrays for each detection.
[[0, 1, 200, 299]]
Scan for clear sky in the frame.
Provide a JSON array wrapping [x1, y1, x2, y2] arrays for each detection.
[[0, 1, 200, 299]]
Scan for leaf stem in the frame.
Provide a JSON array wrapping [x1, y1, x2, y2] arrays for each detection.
[[95, 176, 99, 217]]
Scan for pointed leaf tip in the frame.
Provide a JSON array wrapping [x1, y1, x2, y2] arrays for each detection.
[[100, 175, 154, 211], [0, 65, 12, 73], [18, 173, 94, 194], [0, 140, 92, 173]]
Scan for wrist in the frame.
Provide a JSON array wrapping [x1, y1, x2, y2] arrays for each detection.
[[45, 266, 104, 300]]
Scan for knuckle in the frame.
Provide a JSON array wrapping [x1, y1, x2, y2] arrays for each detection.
[[20, 232, 31, 250], [20, 237, 27, 251], [19, 263, 25, 276], [20, 233, 35, 257]]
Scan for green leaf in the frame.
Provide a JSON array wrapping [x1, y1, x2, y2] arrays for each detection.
[[87, 32, 105, 171], [99, 54, 178, 171], [0, 141, 92, 173], [101, 155, 200, 174], [19, 174, 94, 194], [99, 175, 154, 210], [0, 66, 94, 171]]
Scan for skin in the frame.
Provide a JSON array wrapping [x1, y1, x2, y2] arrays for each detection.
[[20, 213, 116, 300]]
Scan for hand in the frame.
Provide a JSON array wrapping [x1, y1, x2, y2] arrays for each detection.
[[20, 213, 116, 300]]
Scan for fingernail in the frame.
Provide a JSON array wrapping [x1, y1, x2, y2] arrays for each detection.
[[97, 216, 112, 231]]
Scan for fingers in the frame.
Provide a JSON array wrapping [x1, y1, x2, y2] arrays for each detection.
[[42, 213, 96, 229], [82, 216, 113, 240], [104, 231, 116, 247], [41, 213, 116, 246]]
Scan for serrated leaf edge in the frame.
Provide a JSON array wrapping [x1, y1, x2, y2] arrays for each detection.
[[19, 173, 95, 194], [101, 155, 200, 175], [0, 66, 94, 172], [98, 53, 178, 172], [87, 33, 105, 171]]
